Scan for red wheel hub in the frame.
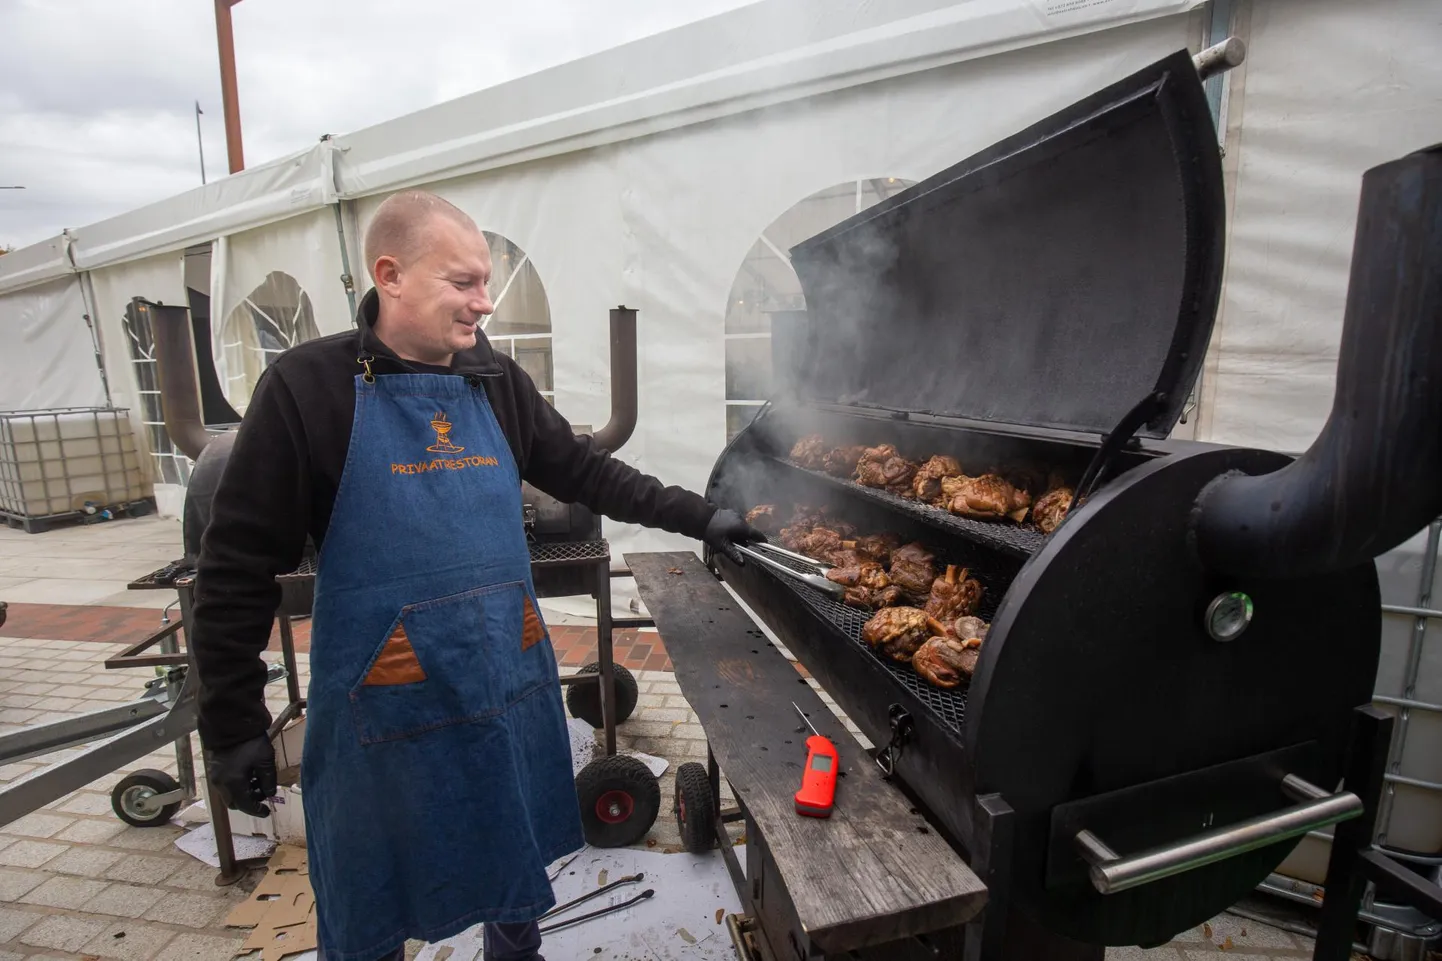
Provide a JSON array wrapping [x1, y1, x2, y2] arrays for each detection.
[[595, 790, 634, 824]]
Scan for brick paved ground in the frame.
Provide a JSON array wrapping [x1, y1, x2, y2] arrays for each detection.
[[0, 515, 1325, 960]]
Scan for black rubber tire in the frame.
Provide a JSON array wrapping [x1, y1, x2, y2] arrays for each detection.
[[673, 762, 716, 854], [111, 769, 183, 828], [566, 662, 640, 728], [575, 754, 660, 848]]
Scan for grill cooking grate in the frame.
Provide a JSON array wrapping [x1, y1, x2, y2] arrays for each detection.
[[773, 458, 1047, 558], [751, 552, 971, 733], [528, 539, 611, 565]]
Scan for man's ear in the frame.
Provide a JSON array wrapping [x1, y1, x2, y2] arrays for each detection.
[[373, 255, 402, 295]]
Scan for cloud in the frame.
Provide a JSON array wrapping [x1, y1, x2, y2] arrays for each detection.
[[0, 0, 757, 249]]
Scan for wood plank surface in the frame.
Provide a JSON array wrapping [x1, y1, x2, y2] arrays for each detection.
[[628, 551, 987, 953]]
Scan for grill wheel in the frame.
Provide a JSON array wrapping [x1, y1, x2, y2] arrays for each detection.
[[673, 761, 716, 853], [575, 754, 659, 848]]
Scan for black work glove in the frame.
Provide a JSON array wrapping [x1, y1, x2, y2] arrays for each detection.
[[704, 508, 767, 566], [205, 735, 278, 818]]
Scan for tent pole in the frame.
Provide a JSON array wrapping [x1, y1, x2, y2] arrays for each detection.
[[333, 202, 359, 321]]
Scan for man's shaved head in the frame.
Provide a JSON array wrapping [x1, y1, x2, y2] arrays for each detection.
[[364, 190, 481, 281], [364, 189, 495, 366]]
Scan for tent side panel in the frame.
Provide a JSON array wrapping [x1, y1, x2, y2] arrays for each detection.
[[0, 276, 106, 412], [1200, 0, 1442, 451]]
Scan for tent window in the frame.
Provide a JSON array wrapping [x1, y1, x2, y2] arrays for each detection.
[[220, 271, 320, 411], [722, 178, 916, 441], [482, 231, 553, 402], [121, 303, 190, 486]]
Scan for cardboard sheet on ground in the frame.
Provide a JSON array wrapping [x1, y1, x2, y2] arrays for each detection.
[[225, 844, 318, 961], [415, 844, 744, 961]]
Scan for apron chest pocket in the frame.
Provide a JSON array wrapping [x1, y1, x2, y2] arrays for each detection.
[[349, 580, 553, 745]]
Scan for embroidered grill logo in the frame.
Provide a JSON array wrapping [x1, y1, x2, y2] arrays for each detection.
[[391, 411, 500, 475]]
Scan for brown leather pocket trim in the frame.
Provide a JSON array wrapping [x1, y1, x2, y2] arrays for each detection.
[[521, 596, 545, 652], [363, 623, 428, 686]]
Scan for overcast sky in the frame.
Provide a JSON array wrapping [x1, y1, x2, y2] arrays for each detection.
[[0, 0, 757, 250]]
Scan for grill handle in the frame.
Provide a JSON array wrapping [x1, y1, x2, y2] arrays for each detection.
[[733, 545, 846, 600], [1073, 774, 1362, 895]]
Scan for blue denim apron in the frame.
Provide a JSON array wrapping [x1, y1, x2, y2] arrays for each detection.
[[300, 369, 584, 961]]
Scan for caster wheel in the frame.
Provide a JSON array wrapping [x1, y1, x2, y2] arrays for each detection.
[[576, 755, 659, 848], [112, 769, 183, 827], [674, 762, 716, 853], [566, 662, 639, 728]]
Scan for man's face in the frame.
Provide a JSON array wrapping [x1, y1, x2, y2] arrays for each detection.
[[379, 215, 494, 363]]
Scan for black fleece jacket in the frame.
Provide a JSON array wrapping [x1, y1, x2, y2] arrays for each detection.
[[191, 289, 716, 749]]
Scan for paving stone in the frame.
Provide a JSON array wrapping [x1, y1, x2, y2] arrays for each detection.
[[141, 892, 229, 929], [105, 854, 184, 885], [153, 932, 248, 961], [54, 816, 131, 844], [83, 920, 178, 961], [55, 791, 119, 817], [0, 693, 44, 708], [0, 950, 27, 961], [21, 874, 112, 909], [1105, 948, 1184, 960], [1200, 915, 1299, 951], [159, 859, 255, 894], [637, 706, 689, 723], [42, 845, 128, 879], [18, 913, 110, 953], [617, 719, 678, 738], [82, 882, 169, 919], [0, 906, 44, 943], [5, 811, 75, 839], [672, 722, 706, 740], [0, 866, 46, 901], [108, 824, 186, 852], [0, 838, 69, 867]]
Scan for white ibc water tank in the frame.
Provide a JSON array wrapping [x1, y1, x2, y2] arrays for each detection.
[[0, 407, 152, 521]]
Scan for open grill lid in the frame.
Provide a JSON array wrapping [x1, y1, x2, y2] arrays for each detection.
[[782, 48, 1225, 439]]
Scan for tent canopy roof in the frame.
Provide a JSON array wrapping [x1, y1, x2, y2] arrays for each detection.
[[0, 0, 1199, 295]]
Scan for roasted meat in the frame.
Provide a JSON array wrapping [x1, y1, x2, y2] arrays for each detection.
[[912, 635, 983, 689], [940, 474, 1033, 523], [862, 607, 949, 663], [826, 557, 901, 609], [923, 564, 984, 620], [790, 434, 827, 469], [822, 445, 869, 478], [853, 532, 904, 562], [845, 584, 907, 609], [1032, 486, 1074, 534], [888, 542, 938, 599], [912, 454, 964, 504], [949, 615, 989, 642], [744, 504, 788, 535], [854, 444, 919, 497], [793, 527, 846, 563]]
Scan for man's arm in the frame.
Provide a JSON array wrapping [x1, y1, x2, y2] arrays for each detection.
[[191, 367, 313, 750], [514, 366, 716, 539]]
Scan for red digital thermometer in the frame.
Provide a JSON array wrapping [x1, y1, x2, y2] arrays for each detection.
[[793, 702, 839, 818]]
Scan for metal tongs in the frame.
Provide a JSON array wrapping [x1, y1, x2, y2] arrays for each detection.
[[734, 543, 846, 600]]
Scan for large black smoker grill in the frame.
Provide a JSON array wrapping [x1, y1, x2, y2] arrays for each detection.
[[701, 46, 1442, 955]]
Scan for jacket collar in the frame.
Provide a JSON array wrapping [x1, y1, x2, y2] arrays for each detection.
[[352, 287, 504, 377]]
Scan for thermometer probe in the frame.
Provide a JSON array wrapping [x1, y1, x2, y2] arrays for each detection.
[[792, 702, 839, 818]]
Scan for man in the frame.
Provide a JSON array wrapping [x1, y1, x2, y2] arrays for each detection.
[[191, 190, 762, 961]]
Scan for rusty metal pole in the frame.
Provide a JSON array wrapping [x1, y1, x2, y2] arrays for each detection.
[[214, 0, 245, 174]]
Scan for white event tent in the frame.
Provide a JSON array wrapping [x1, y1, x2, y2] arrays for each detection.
[[1, 0, 1440, 871]]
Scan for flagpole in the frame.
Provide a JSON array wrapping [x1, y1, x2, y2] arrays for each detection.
[[195, 101, 207, 184]]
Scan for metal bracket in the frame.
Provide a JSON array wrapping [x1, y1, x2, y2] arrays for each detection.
[[874, 704, 915, 779]]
